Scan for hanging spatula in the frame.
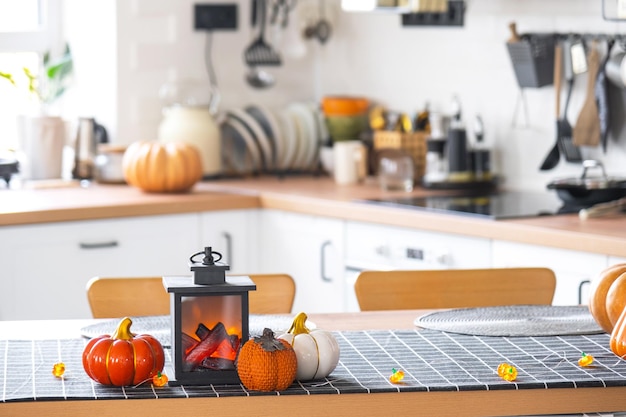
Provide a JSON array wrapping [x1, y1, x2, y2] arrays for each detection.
[[573, 44, 601, 147], [244, 0, 281, 66], [558, 37, 583, 163]]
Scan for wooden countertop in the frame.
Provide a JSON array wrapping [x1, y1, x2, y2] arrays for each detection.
[[1, 176, 626, 257]]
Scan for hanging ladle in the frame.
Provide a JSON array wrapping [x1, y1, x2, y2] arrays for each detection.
[[246, 66, 275, 89], [245, 0, 277, 89], [304, 0, 332, 44]]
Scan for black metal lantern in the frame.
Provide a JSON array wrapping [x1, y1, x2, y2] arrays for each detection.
[[163, 247, 256, 385]]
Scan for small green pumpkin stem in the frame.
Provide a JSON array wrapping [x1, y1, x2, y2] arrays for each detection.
[[288, 312, 311, 335], [112, 317, 134, 340]]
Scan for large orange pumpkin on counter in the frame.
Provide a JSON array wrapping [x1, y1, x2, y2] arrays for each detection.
[[82, 317, 165, 386], [588, 263, 626, 333], [122, 141, 203, 193]]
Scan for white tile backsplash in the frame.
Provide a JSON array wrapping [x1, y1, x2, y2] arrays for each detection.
[[128, 16, 176, 44], [131, 0, 177, 17], [62, 0, 626, 191]]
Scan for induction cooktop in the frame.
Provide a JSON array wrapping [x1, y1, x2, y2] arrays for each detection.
[[361, 191, 574, 219]]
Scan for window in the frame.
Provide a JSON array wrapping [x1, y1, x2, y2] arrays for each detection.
[[0, 0, 42, 32], [0, 0, 62, 151]]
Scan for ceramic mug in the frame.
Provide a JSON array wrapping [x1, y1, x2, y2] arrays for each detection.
[[333, 140, 367, 185], [605, 52, 626, 88]]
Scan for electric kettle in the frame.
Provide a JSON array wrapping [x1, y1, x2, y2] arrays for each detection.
[[72, 117, 108, 180]]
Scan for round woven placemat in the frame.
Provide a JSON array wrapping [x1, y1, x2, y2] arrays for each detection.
[[414, 305, 603, 337], [80, 314, 311, 347]]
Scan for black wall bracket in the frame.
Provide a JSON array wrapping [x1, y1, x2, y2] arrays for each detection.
[[194, 3, 238, 31], [401, 1, 465, 27]]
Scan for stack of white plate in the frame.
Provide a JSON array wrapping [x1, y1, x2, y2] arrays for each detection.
[[220, 101, 327, 176]]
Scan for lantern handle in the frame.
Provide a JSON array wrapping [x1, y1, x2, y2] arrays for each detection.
[[189, 247, 222, 265]]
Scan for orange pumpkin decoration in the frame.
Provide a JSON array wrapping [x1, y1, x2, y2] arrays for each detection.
[[122, 141, 203, 193], [82, 317, 165, 386], [611, 306, 626, 358], [236, 328, 297, 391], [588, 263, 626, 333]]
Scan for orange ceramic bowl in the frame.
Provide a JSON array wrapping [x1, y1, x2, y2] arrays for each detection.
[[321, 96, 369, 116]]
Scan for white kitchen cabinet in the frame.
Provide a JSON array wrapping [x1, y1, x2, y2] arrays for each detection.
[[257, 210, 345, 314], [0, 214, 200, 320], [491, 241, 607, 306], [199, 209, 259, 274], [344, 221, 492, 311]]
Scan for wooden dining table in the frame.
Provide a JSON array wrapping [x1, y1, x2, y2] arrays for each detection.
[[2, 309, 626, 417]]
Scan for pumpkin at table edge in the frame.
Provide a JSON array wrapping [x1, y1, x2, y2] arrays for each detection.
[[122, 140, 203, 193], [236, 328, 297, 391], [610, 303, 626, 357], [278, 312, 340, 381], [588, 263, 626, 333], [82, 316, 165, 386]]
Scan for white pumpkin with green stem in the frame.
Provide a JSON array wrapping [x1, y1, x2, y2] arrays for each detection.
[[278, 312, 340, 381]]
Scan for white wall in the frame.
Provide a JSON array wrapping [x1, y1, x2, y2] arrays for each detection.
[[62, 0, 116, 139], [64, 0, 626, 192]]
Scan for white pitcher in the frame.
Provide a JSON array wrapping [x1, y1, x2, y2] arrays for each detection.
[[158, 106, 221, 177], [16, 115, 66, 180]]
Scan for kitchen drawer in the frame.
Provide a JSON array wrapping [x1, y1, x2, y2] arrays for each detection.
[[0, 213, 200, 320]]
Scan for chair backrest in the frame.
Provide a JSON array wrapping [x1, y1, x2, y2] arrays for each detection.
[[354, 268, 556, 311], [86, 274, 296, 318]]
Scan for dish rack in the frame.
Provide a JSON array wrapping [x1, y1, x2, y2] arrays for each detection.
[[373, 131, 427, 181]]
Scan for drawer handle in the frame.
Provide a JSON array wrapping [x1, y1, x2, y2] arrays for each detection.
[[222, 231, 233, 267], [320, 240, 332, 283], [578, 280, 591, 305], [79, 241, 119, 249]]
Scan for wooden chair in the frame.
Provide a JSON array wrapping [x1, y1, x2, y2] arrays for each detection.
[[354, 267, 556, 311], [86, 274, 296, 318]]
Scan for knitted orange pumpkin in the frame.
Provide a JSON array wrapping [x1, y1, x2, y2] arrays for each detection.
[[122, 141, 203, 193], [236, 328, 297, 391]]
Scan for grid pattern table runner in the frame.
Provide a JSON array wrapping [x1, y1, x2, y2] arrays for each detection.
[[3, 329, 626, 404]]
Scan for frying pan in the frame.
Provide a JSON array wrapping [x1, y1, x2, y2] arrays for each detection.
[[547, 160, 626, 206]]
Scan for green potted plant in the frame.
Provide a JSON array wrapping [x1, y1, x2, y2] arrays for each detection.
[[0, 43, 73, 110], [0, 44, 74, 180]]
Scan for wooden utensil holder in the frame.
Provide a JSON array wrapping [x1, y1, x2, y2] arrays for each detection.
[[373, 131, 427, 181]]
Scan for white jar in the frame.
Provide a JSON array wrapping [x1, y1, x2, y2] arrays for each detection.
[[95, 144, 127, 184], [157, 106, 221, 177]]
